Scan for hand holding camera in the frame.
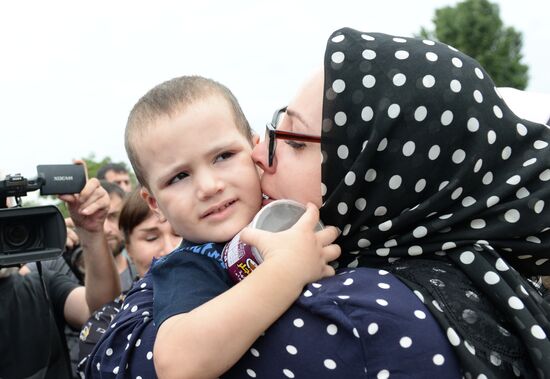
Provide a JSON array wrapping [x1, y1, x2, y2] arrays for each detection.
[[0, 163, 87, 266], [60, 178, 110, 235]]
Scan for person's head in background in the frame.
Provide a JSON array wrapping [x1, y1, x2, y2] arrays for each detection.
[[124, 75, 261, 244], [97, 163, 132, 193], [118, 189, 182, 277], [99, 180, 126, 257]]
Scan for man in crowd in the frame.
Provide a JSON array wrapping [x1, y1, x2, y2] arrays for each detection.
[[96, 163, 133, 193]]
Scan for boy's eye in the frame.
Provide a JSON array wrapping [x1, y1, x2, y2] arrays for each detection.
[[214, 151, 235, 162], [285, 140, 306, 149], [169, 172, 188, 185], [145, 235, 158, 242]]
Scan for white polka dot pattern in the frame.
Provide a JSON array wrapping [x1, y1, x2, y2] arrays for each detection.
[[85, 30, 550, 379], [320, 28, 550, 378]]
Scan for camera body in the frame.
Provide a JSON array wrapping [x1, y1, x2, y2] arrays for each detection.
[[0, 165, 86, 267]]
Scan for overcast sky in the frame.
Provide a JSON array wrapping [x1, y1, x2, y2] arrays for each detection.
[[1, 0, 549, 181]]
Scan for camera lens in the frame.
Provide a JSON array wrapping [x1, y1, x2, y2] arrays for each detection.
[[4, 223, 31, 247]]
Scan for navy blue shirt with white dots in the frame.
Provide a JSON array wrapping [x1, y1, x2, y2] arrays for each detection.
[[224, 267, 461, 378], [83, 261, 461, 378]]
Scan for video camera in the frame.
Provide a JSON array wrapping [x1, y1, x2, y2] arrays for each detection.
[[0, 165, 86, 267]]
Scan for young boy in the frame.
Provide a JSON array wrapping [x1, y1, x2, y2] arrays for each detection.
[[124, 76, 340, 378]]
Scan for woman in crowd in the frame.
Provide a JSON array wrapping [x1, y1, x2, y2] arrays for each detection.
[[87, 27, 549, 378]]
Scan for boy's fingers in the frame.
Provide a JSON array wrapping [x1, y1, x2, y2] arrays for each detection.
[[293, 203, 319, 230], [239, 227, 269, 248], [317, 226, 341, 246], [322, 265, 336, 278], [323, 244, 341, 262]]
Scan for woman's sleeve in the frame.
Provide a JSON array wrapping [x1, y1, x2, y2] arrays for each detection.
[[224, 267, 462, 379]]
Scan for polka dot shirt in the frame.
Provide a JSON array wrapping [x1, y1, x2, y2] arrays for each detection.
[[84, 267, 462, 378], [224, 267, 461, 378]]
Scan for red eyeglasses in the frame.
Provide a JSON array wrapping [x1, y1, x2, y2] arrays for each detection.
[[265, 106, 322, 166]]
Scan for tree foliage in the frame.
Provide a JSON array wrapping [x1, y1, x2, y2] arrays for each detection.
[[82, 153, 133, 180], [419, 0, 528, 89]]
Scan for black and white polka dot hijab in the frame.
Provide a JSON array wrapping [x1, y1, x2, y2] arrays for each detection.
[[320, 28, 550, 377]]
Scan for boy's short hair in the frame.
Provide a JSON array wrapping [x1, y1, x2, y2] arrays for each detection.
[[97, 163, 128, 180], [125, 76, 253, 188], [118, 188, 152, 242]]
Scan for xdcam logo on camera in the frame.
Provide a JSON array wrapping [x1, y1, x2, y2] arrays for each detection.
[[53, 176, 74, 181]]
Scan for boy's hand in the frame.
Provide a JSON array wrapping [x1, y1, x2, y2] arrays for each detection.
[[239, 203, 341, 286], [59, 178, 109, 234]]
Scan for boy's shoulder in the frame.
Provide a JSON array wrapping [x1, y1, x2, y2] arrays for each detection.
[[151, 241, 227, 272]]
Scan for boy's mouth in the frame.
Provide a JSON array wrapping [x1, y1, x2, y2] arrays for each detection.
[[201, 199, 237, 218]]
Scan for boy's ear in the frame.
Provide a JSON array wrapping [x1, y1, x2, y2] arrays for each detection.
[[252, 133, 260, 146], [140, 187, 166, 221]]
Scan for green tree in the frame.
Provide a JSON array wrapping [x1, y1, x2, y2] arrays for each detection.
[[420, 0, 528, 89], [83, 153, 114, 179], [82, 153, 136, 184]]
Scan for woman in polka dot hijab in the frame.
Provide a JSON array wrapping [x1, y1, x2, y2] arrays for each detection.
[[321, 27, 550, 376]]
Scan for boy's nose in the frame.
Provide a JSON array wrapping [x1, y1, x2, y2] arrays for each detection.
[[251, 139, 276, 174], [196, 171, 224, 199]]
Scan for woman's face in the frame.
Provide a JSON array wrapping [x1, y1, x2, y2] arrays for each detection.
[[126, 213, 182, 277], [252, 71, 324, 207]]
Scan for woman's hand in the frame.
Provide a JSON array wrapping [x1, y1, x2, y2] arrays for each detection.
[[239, 202, 341, 286]]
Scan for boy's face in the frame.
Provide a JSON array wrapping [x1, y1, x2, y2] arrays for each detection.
[[138, 95, 262, 243]]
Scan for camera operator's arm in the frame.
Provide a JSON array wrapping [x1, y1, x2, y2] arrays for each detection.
[[60, 177, 121, 328]]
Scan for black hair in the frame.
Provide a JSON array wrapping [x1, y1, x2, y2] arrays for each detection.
[[96, 163, 128, 180], [99, 180, 126, 199]]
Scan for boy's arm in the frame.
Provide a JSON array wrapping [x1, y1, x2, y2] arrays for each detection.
[[154, 204, 340, 379]]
